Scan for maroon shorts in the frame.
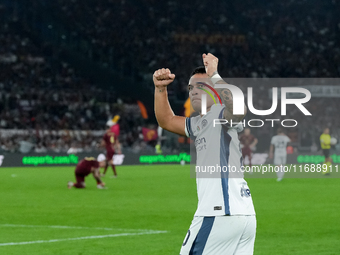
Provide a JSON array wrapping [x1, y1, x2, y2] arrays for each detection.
[[76, 173, 86, 183], [242, 147, 252, 158], [106, 150, 115, 161], [74, 173, 87, 188]]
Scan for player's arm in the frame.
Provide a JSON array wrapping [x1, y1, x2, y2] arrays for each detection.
[[320, 139, 324, 146], [320, 139, 327, 147], [269, 144, 274, 159], [202, 53, 247, 122], [320, 137, 330, 146], [92, 168, 103, 184], [250, 138, 258, 148], [269, 137, 275, 159], [154, 68, 186, 136], [115, 140, 122, 154]]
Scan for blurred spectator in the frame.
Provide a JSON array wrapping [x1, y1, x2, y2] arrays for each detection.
[[18, 137, 34, 153], [34, 143, 47, 153]]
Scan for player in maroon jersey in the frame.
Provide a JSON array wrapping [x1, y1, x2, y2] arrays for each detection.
[[101, 119, 121, 177], [239, 128, 258, 167], [68, 154, 106, 189]]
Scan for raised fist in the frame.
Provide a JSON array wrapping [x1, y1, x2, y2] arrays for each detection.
[[153, 68, 175, 87], [202, 53, 219, 77]]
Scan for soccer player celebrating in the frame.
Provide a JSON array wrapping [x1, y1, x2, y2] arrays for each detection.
[[154, 53, 256, 254], [101, 119, 121, 177], [320, 127, 332, 175], [239, 128, 258, 168], [68, 154, 106, 189], [269, 128, 291, 181]]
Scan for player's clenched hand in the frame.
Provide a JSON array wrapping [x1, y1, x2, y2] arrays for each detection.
[[153, 68, 175, 88], [202, 53, 218, 77]]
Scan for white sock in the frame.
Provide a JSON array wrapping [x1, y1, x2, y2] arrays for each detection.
[[277, 165, 284, 179]]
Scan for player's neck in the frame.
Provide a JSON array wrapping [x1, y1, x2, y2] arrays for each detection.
[[199, 106, 212, 117]]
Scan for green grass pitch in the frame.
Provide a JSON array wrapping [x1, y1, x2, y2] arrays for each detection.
[[0, 165, 339, 254]]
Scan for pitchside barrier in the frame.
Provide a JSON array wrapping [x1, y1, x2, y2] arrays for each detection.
[[0, 151, 340, 167], [0, 152, 190, 167]]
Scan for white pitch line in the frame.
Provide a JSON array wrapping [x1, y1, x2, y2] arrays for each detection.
[[0, 224, 157, 232], [0, 231, 168, 247]]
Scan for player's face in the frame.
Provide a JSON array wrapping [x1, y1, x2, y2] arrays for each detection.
[[324, 128, 329, 134], [244, 128, 250, 135], [188, 73, 216, 113]]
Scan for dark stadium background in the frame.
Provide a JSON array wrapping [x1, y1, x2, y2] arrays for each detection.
[[1, 0, 339, 157]]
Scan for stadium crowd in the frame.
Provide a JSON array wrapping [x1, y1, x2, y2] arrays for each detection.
[[49, 0, 340, 85], [0, 23, 148, 153]]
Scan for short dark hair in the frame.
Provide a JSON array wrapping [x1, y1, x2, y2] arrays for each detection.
[[190, 66, 206, 77], [277, 128, 284, 134]]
